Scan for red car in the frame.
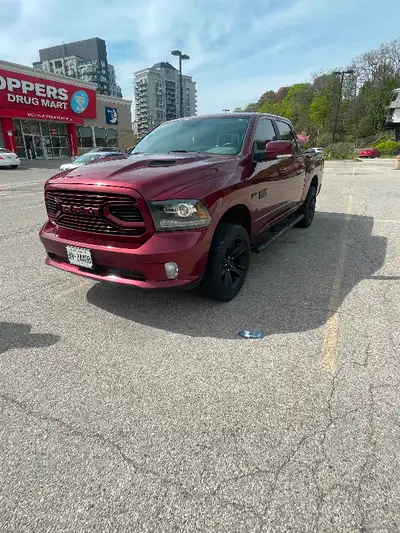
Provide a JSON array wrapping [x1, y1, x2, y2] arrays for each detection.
[[40, 113, 323, 301], [359, 147, 380, 158]]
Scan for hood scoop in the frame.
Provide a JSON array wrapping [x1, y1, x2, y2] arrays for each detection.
[[146, 159, 176, 167]]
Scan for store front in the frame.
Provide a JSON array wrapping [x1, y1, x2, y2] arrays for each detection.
[[13, 119, 70, 159], [0, 60, 134, 158], [0, 62, 96, 159]]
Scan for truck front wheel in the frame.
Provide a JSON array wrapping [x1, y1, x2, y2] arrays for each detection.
[[202, 223, 250, 302]]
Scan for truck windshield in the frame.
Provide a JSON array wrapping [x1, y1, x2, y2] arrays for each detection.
[[131, 117, 250, 156]]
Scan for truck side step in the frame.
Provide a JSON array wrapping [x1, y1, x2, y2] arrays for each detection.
[[253, 214, 304, 253]]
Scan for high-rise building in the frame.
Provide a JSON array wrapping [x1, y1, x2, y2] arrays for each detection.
[[33, 37, 122, 98], [134, 62, 197, 138]]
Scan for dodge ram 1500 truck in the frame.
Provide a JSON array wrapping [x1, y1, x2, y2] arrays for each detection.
[[40, 113, 323, 301]]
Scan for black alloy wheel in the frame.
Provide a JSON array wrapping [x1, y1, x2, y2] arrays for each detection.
[[202, 223, 250, 301], [221, 237, 248, 291]]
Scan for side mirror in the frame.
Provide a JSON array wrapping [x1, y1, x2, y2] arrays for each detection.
[[70, 156, 77, 161], [265, 140, 293, 159]]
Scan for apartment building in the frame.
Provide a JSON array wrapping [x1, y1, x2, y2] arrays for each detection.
[[33, 38, 122, 98], [134, 62, 197, 138]]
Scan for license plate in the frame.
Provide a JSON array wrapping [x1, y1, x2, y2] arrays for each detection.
[[66, 246, 93, 269]]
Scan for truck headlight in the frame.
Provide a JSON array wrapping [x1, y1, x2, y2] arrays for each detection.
[[148, 200, 212, 231]]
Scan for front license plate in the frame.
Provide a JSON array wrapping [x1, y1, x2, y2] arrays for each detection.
[[66, 246, 93, 269]]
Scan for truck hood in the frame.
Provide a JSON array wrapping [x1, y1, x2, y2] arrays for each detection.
[[48, 153, 238, 200]]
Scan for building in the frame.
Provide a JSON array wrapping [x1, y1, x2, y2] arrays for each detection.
[[386, 88, 400, 141], [0, 60, 134, 159], [134, 62, 197, 137], [33, 37, 122, 98]]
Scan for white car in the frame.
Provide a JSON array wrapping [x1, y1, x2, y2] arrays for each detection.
[[0, 148, 20, 168], [59, 151, 125, 171]]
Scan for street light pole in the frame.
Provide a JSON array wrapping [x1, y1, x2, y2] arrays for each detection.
[[332, 69, 355, 143], [171, 50, 190, 119]]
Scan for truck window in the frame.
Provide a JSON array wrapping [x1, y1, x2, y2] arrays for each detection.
[[276, 121, 300, 153], [253, 118, 276, 151], [275, 121, 295, 141]]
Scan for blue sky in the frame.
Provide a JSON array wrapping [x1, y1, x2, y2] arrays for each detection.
[[1, 0, 400, 115]]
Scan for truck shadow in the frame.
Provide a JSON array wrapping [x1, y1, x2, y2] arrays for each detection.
[[0, 322, 60, 355], [86, 212, 389, 339]]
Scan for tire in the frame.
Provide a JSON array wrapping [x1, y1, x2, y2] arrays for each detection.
[[296, 185, 317, 228], [11, 165, 18, 169], [201, 223, 250, 302]]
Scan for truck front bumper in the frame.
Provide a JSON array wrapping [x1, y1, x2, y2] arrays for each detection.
[[39, 221, 211, 289]]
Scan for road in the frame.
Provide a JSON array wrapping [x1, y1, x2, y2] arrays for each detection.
[[0, 159, 399, 532]]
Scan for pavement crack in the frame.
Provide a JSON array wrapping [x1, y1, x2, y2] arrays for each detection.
[[0, 392, 264, 524]]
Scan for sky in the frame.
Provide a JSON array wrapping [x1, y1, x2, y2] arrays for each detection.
[[1, 0, 400, 116]]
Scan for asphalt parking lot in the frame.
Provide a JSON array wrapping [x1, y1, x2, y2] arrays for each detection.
[[0, 158, 399, 532]]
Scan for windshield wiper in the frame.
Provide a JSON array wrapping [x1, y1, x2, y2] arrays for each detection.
[[168, 150, 200, 153]]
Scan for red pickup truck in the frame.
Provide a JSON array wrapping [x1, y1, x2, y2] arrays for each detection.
[[40, 113, 323, 301]]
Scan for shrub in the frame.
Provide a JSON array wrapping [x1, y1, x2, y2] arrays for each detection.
[[322, 142, 355, 160], [374, 140, 400, 155]]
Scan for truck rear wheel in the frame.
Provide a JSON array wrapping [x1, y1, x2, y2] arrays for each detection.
[[201, 223, 250, 302], [296, 185, 317, 228]]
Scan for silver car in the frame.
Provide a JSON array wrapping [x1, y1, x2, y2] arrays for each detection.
[[59, 151, 125, 171]]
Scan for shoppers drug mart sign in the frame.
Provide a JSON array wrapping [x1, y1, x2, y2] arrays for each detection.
[[0, 68, 96, 119]]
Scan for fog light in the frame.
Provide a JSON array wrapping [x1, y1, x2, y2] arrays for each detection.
[[165, 262, 178, 279]]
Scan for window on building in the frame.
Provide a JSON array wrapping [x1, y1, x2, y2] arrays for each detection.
[[94, 127, 107, 147], [77, 126, 94, 148], [106, 128, 118, 147]]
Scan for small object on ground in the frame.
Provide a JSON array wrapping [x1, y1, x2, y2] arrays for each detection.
[[394, 155, 400, 170], [238, 330, 263, 339]]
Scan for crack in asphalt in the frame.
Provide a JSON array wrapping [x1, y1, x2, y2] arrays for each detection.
[[0, 392, 264, 525]]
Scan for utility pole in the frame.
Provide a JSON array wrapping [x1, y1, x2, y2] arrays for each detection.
[[171, 50, 190, 118], [332, 69, 354, 143]]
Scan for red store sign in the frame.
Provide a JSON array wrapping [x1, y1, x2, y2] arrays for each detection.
[[0, 68, 97, 121]]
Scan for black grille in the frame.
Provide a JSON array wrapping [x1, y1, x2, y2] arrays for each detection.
[[57, 215, 145, 236], [109, 204, 143, 222], [46, 196, 58, 214], [45, 190, 145, 236]]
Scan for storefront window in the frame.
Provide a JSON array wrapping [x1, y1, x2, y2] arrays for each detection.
[[94, 127, 107, 147], [0, 131, 4, 148], [77, 126, 93, 148], [106, 128, 118, 147], [13, 120, 25, 158]]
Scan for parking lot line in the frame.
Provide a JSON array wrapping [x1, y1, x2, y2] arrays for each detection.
[[323, 193, 353, 372]]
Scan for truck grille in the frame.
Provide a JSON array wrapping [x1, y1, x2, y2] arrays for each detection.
[[45, 190, 146, 236]]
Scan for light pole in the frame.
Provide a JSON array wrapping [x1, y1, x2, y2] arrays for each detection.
[[171, 50, 189, 118], [222, 109, 229, 114], [332, 69, 355, 143]]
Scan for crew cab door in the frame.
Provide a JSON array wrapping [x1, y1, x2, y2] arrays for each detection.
[[274, 120, 306, 210], [248, 117, 288, 236]]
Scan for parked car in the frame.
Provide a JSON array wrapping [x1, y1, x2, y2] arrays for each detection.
[[40, 113, 324, 302], [305, 147, 323, 154], [0, 147, 20, 169], [359, 147, 380, 158], [59, 151, 126, 171], [303, 148, 324, 158]]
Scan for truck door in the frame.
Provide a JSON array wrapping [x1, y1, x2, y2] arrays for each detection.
[[274, 120, 306, 210], [248, 117, 288, 236]]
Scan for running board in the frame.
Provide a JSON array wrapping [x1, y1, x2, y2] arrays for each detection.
[[253, 214, 304, 253]]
